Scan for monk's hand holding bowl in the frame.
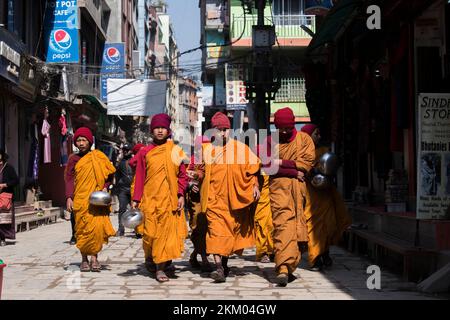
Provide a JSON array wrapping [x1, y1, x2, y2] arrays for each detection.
[[131, 201, 139, 209], [297, 171, 305, 182], [177, 196, 185, 212]]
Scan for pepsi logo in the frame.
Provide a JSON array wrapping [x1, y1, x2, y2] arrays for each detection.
[[104, 47, 121, 64], [49, 29, 72, 53]]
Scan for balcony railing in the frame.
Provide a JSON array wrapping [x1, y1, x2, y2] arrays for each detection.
[[231, 14, 315, 41], [65, 65, 101, 99]]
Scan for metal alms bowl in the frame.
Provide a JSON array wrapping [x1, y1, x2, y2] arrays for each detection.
[[121, 209, 143, 229], [318, 152, 339, 176], [311, 174, 331, 189], [89, 191, 112, 207]]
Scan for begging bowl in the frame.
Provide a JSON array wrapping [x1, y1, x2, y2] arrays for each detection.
[[89, 191, 112, 207], [318, 152, 339, 176], [121, 209, 143, 229], [311, 174, 331, 189]]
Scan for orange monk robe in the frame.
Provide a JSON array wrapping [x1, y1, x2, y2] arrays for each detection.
[[254, 173, 274, 260], [200, 139, 261, 257], [133, 141, 188, 264], [269, 131, 315, 274], [73, 150, 116, 256], [304, 146, 352, 266]]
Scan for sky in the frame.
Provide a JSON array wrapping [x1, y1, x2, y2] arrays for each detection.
[[166, 0, 202, 78]]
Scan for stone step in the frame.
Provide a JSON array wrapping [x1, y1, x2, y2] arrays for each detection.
[[14, 205, 35, 214], [15, 207, 60, 232]]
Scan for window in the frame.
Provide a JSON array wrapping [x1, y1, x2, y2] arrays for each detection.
[[275, 77, 306, 102], [273, 0, 303, 16]]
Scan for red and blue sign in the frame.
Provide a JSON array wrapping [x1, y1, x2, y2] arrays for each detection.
[[101, 43, 125, 102], [44, 0, 79, 63]]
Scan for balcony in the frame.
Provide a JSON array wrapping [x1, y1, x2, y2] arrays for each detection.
[[205, 4, 229, 30], [65, 65, 101, 100], [231, 14, 315, 47]]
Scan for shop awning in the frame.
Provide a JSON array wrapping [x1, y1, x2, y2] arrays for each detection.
[[79, 94, 107, 112], [307, 0, 363, 55]]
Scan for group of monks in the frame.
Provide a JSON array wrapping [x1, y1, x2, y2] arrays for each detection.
[[64, 107, 351, 286]]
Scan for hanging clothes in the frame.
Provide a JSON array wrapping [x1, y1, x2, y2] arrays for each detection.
[[59, 112, 68, 166], [41, 118, 51, 164]]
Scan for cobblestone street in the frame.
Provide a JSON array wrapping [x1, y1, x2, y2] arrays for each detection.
[[0, 216, 445, 300]]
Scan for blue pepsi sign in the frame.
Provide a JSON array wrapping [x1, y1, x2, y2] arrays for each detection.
[[44, 0, 79, 63], [101, 43, 125, 102], [45, 28, 79, 63], [44, 0, 78, 29]]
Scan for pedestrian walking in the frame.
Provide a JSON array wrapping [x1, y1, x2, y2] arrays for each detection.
[[268, 107, 315, 286], [0, 150, 19, 247], [129, 143, 145, 239], [301, 124, 352, 271], [198, 112, 261, 283], [131, 114, 189, 282], [114, 143, 134, 237], [64, 127, 116, 272]]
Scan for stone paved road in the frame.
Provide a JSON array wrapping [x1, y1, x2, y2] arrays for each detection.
[[0, 216, 445, 300]]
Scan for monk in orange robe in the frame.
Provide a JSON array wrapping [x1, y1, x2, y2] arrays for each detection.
[[253, 145, 274, 263], [253, 173, 274, 263], [198, 112, 261, 282], [131, 114, 189, 282], [269, 107, 315, 286], [65, 127, 116, 272], [186, 136, 212, 272], [301, 124, 352, 271]]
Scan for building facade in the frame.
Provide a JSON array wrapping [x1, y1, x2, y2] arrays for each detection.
[[199, 0, 331, 130], [306, 0, 450, 279]]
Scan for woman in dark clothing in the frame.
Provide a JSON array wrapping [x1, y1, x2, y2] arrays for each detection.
[[0, 149, 19, 246]]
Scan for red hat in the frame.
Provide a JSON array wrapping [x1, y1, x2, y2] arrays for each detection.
[[150, 113, 171, 131], [73, 127, 93, 145], [300, 124, 318, 136], [274, 107, 295, 129], [132, 143, 145, 155], [211, 112, 230, 129]]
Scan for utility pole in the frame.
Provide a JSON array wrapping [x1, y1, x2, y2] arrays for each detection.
[[244, 0, 279, 139]]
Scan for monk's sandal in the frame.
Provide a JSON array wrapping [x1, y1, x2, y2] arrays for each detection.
[[210, 266, 226, 283], [276, 273, 288, 287]]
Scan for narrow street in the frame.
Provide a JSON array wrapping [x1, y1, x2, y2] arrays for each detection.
[[0, 216, 444, 300]]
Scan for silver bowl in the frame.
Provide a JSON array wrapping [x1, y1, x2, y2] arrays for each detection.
[[121, 209, 143, 229], [311, 174, 331, 189], [89, 191, 112, 207], [318, 152, 339, 176]]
